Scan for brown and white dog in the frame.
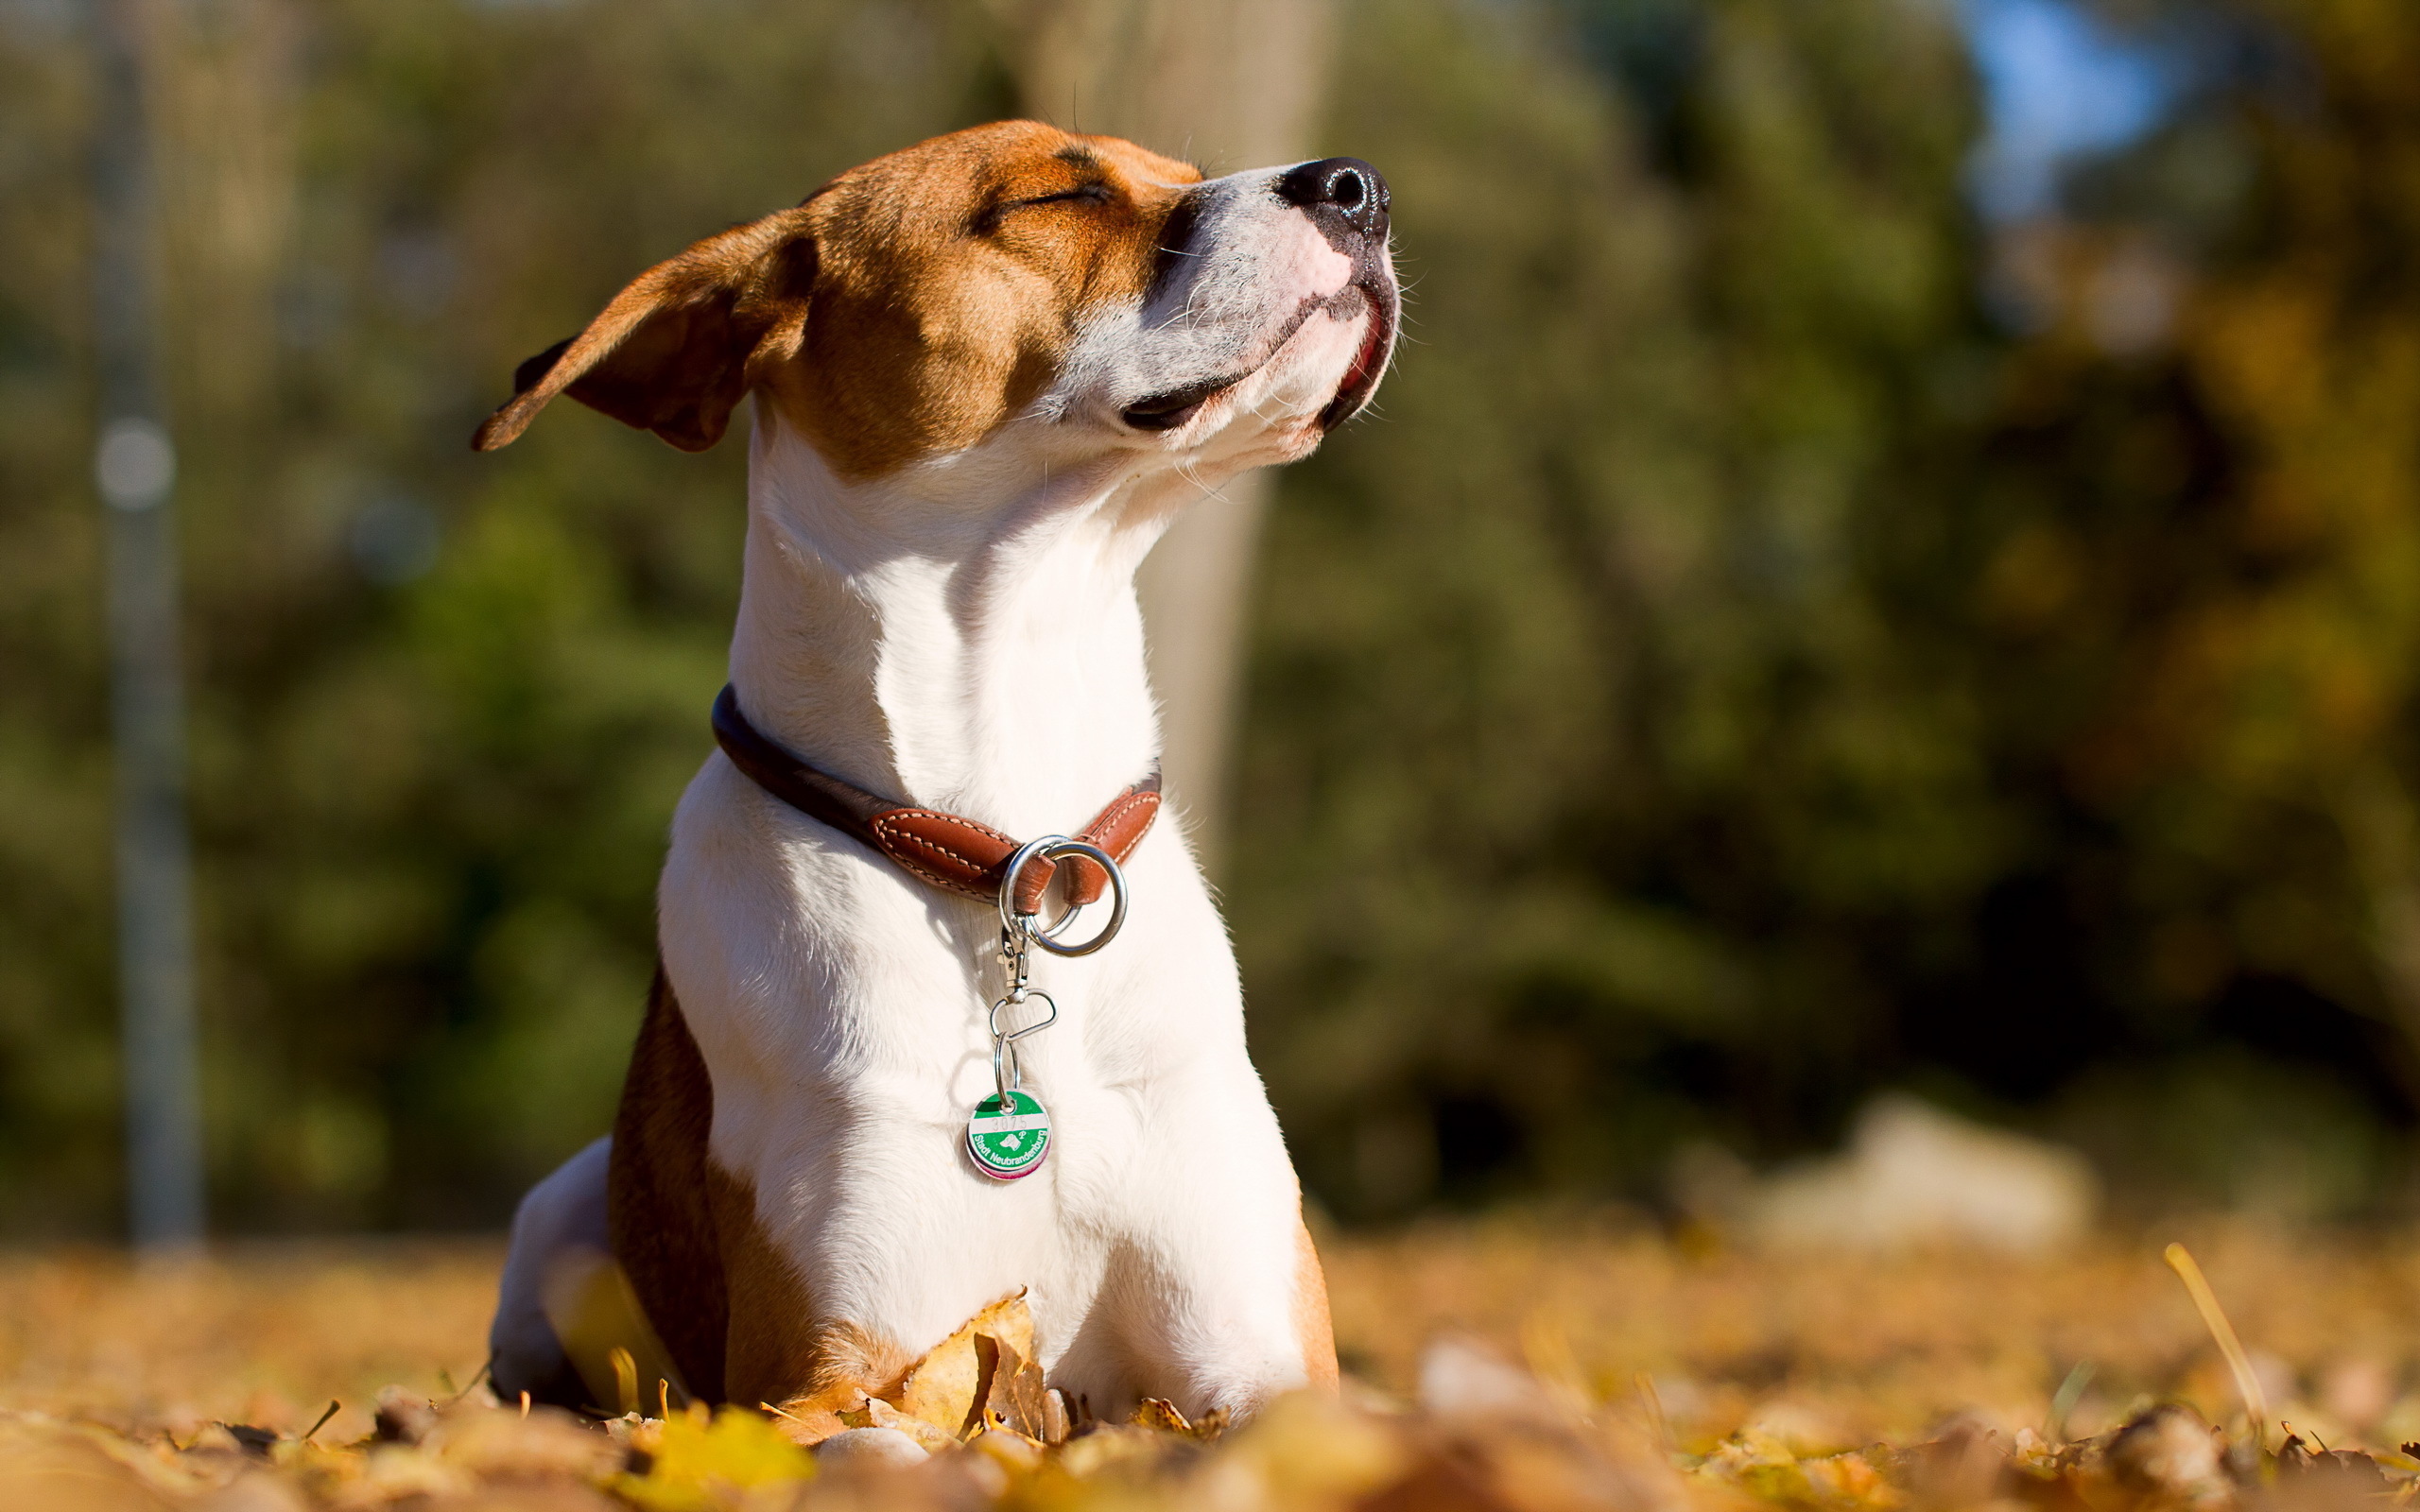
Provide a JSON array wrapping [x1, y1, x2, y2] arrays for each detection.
[[478, 122, 1395, 1432]]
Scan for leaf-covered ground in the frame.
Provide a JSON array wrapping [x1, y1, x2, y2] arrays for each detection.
[[9, 1218, 2420, 1509]]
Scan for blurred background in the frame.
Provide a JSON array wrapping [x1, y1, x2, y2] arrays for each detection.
[[3, 0, 2415, 1242]]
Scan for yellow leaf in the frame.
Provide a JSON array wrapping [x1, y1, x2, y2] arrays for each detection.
[[539, 1245, 689, 1417], [614, 1405, 813, 1511]]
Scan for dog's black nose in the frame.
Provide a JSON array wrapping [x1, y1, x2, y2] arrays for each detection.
[[1276, 157, 1389, 240]]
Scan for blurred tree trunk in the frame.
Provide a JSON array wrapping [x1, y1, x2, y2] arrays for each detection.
[[92, 0, 201, 1248], [154, 0, 303, 1170], [151, 0, 297, 437], [980, 0, 1336, 870]]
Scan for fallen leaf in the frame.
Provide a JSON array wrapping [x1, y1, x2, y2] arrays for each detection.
[[615, 1404, 814, 1512], [539, 1246, 690, 1417], [889, 1290, 1035, 1439], [980, 1332, 1051, 1440], [1133, 1398, 1193, 1435], [853, 1395, 965, 1455], [968, 1424, 1044, 1472]]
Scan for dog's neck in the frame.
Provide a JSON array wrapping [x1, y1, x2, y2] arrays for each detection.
[[728, 412, 1204, 841]]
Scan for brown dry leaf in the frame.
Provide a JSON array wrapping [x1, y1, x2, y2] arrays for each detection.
[[886, 1290, 1035, 1440], [767, 1377, 878, 1445], [2101, 1403, 2233, 1508], [1133, 1397, 1193, 1435], [1052, 1422, 1191, 1481], [979, 1332, 1051, 1441], [850, 1395, 965, 1455]]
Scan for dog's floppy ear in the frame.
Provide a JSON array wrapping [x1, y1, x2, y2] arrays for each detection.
[[472, 208, 818, 454]]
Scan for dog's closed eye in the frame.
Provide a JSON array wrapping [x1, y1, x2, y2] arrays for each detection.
[[972, 181, 1115, 237], [1012, 182, 1114, 211]]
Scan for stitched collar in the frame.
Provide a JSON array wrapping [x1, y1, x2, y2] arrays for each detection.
[[709, 684, 1161, 913]]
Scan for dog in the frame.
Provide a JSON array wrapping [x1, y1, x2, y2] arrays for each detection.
[[475, 120, 1396, 1433]]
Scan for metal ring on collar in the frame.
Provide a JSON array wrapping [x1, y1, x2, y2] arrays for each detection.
[[997, 834, 1130, 957], [989, 988, 1059, 1043]]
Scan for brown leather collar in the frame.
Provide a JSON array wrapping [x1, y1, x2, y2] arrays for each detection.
[[711, 684, 1161, 915]]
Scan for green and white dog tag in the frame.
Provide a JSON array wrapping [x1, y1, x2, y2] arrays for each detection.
[[966, 1088, 1051, 1180]]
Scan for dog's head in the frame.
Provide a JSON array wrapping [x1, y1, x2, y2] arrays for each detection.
[[473, 120, 1396, 482]]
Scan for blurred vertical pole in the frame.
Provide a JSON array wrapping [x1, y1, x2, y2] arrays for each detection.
[[89, 0, 204, 1249], [982, 0, 1337, 872]]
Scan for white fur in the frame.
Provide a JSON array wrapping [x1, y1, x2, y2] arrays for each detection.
[[498, 162, 1394, 1422]]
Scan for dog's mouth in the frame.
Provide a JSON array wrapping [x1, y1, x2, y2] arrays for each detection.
[[1119, 276, 1398, 437], [1316, 278, 1396, 433], [1119, 375, 1236, 433]]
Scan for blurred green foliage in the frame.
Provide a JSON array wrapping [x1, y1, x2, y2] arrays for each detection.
[[1241, 0, 2420, 1220], [1239, 0, 2006, 1212], [2, 0, 2415, 1232], [1, 0, 1005, 1228]]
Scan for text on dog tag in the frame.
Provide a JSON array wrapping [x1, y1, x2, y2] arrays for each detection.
[[967, 1089, 1051, 1180]]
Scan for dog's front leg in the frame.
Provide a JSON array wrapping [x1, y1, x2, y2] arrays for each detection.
[[699, 1162, 888, 1429], [1078, 1077, 1340, 1422], [715, 1099, 1080, 1434]]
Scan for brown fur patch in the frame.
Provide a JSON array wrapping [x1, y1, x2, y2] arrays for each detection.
[[1294, 1215, 1340, 1392], [608, 968, 909, 1418], [473, 212, 816, 454], [708, 1163, 869, 1413], [474, 120, 1203, 476], [607, 970, 729, 1401], [763, 1321, 917, 1441]]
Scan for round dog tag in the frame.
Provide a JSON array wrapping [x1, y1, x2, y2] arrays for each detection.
[[966, 1089, 1051, 1180]]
